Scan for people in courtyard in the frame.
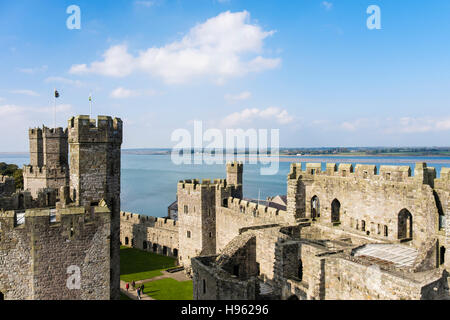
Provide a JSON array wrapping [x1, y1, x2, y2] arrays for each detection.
[[131, 280, 135, 288], [137, 287, 141, 300], [125, 283, 129, 291]]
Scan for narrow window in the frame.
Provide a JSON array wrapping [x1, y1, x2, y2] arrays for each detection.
[[384, 225, 389, 237], [361, 220, 366, 232], [203, 279, 206, 294], [233, 265, 239, 277], [187, 231, 191, 238], [298, 260, 303, 281], [440, 246, 446, 265]]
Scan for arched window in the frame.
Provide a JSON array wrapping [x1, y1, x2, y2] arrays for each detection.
[[163, 246, 168, 255], [398, 209, 413, 240], [331, 199, 341, 223], [173, 249, 178, 257], [143, 241, 147, 250], [125, 237, 129, 245], [298, 259, 303, 281], [153, 243, 158, 253], [311, 196, 320, 219], [434, 191, 446, 231]]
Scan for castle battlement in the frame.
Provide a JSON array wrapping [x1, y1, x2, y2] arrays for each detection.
[[0, 175, 14, 184], [178, 179, 220, 192], [0, 206, 109, 231], [23, 165, 68, 176], [68, 115, 123, 144], [289, 162, 444, 184], [120, 211, 178, 229], [226, 161, 243, 170], [227, 197, 286, 219]]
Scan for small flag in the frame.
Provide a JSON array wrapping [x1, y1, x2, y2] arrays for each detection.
[[89, 95, 92, 102], [54, 90, 60, 98]]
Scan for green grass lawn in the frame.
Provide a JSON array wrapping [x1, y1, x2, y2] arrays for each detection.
[[141, 278, 193, 300], [120, 246, 177, 282]]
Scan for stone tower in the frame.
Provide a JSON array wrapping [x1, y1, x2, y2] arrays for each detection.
[[23, 127, 69, 198], [226, 161, 243, 198], [177, 162, 245, 274], [177, 180, 217, 274], [67, 115, 122, 300]]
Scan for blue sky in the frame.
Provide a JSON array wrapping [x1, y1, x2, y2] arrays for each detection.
[[1, 0, 450, 151]]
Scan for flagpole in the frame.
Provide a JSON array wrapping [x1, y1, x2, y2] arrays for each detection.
[[89, 93, 92, 119], [54, 88, 56, 129]]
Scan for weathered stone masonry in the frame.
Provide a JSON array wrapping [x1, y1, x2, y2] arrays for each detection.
[[0, 206, 111, 300], [189, 162, 450, 300]]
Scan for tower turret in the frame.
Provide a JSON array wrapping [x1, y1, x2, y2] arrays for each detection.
[[226, 161, 243, 198], [23, 126, 69, 198], [68, 115, 122, 300]]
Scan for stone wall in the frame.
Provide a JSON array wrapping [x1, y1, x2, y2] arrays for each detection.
[[68, 115, 122, 300], [23, 127, 69, 198], [288, 162, 443, 249], [192, 256, 257, 300], [120, 212, 179, 258], [215, 199, 288, 253], [0, 206, 111, 300], [0, 176, 15, 195]]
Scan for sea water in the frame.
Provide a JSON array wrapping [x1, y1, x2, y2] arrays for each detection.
[[2, 153, 450, 218]]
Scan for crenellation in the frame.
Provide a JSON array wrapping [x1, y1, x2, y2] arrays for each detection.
[[190, 161, 450, 300]]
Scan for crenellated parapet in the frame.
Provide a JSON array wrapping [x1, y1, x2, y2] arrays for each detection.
[[226, 197, 287, 220], [68, 115, 123, 145], [23, 165, 69, 176], [120, 211, 178, 230], [0, 175, 15, 195], [288, 162, 443, 185], [0, 205, 109, 232]]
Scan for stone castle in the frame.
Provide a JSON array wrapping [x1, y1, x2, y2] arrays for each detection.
[[121, 161, 450, 300], [2, 113, 449, 300], [0, 115, 122, 300]]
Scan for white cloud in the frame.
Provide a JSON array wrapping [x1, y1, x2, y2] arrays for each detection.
[[18, 65, 48, 74], [221, 107, 293, 127], [45, 76, 84, 87], [10, 89, 40, 97], [110, 87, 157, 99], [321, 1, 333, 10], [70, 11, 280, 84], [224, 91, 251, 102], [134, 1, 155, 7]]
